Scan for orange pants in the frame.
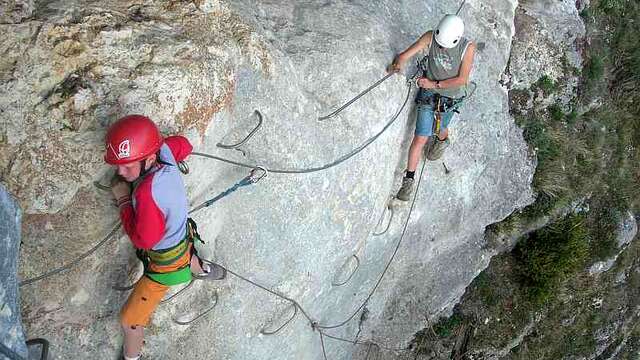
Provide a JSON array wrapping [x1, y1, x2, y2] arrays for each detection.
[[120, 245, 193, 327]]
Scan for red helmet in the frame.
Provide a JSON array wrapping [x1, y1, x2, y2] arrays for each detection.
[[104, 115, 163, 165]]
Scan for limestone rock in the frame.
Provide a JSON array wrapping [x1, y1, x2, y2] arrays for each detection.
[[0, 0, 34, 24], [6, 1, 534, 359]]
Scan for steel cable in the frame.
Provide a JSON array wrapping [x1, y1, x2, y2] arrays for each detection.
[[191, 80, 413, 174]]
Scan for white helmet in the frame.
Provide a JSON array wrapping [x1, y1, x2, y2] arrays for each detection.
[[434, 14, 465, 48]]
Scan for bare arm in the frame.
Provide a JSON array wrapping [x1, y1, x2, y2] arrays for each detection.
[[390, 31, 432, 72]]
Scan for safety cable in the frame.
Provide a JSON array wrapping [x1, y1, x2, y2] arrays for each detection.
[[318, 73, 396, 121], [314, 156, 427, 330], [21, 71, 429, 357], [319, 330, 408, 353], [194, 156, 426, 357], [191, 77, 414, 174], [19, 223, 122, 287]]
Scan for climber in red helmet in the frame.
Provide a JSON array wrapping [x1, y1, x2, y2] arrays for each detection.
[[105, 115, 224, 360]]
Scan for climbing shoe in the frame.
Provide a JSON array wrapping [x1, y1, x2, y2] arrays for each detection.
[[193, 261, 226, 281], [426, 137, 450, 161], [396, 177, 415, 201]]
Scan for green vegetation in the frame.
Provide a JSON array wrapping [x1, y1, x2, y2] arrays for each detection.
[[432, 312, 464, 338], [508, 0, 640, 260], [535, 75, 558, 95], [547, 104, 564, 122], [514, 214, 590, 304], [583, 55, 604, 85]]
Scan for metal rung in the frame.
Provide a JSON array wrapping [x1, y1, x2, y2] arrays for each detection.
[[217, 110, 263, 150]]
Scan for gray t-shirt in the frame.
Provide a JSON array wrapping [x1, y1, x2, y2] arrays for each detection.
[[421, 33, 471, 98]]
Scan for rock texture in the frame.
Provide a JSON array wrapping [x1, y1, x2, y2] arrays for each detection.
[[2, 1, 534, 359], [0, 183, 27, 359]]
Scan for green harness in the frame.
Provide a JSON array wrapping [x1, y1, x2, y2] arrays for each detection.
[[139, 218, 204, 286]]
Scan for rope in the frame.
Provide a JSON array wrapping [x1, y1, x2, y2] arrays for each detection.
[[189, 167, 267, 214], [456, 0, 467, 15], [191, 79, 413, 174], [193, 156, 426, 358]]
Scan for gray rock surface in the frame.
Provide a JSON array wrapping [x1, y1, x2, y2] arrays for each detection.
[[0, 0, 33, 24], [4, 1, 534, 359], [0, 183, 27, 359], [507, 0, 585, 90]]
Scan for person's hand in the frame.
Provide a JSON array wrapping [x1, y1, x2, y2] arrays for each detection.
[[388, 58, 403, 73], [111, 175, 131, 204], [417, 77, 436, 89]]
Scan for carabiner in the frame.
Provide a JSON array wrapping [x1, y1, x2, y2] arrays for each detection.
[[249, 166, 268, 183]]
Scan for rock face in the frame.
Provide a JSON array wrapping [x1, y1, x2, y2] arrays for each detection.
[[0, 184, 27, 359], [3, 1, 534, 359], [507, 0, 585, 90]]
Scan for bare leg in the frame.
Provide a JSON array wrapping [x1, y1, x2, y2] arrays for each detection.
[[407, 135, 430, 172], [122, 324, 144, 359]]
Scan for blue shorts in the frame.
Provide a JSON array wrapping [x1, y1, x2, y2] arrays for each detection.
[[414, 90, 458, 137], [415, 105, 456, 137]]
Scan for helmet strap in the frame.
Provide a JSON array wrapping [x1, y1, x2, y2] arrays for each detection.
[[138, 160, 149, 178]]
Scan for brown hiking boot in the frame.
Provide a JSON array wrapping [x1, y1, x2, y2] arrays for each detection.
[[426, 137, 450, 161], [396, 177, 415, 201]]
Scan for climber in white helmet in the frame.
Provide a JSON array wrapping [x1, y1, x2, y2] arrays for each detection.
[[390, 14, 476, 201]]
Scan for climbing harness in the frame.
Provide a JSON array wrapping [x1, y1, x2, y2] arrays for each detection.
[[216, 110, 263, 150], [318, 73, 396, 121], [0, 338, 50, 360], [192, 74, 416, 174]]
